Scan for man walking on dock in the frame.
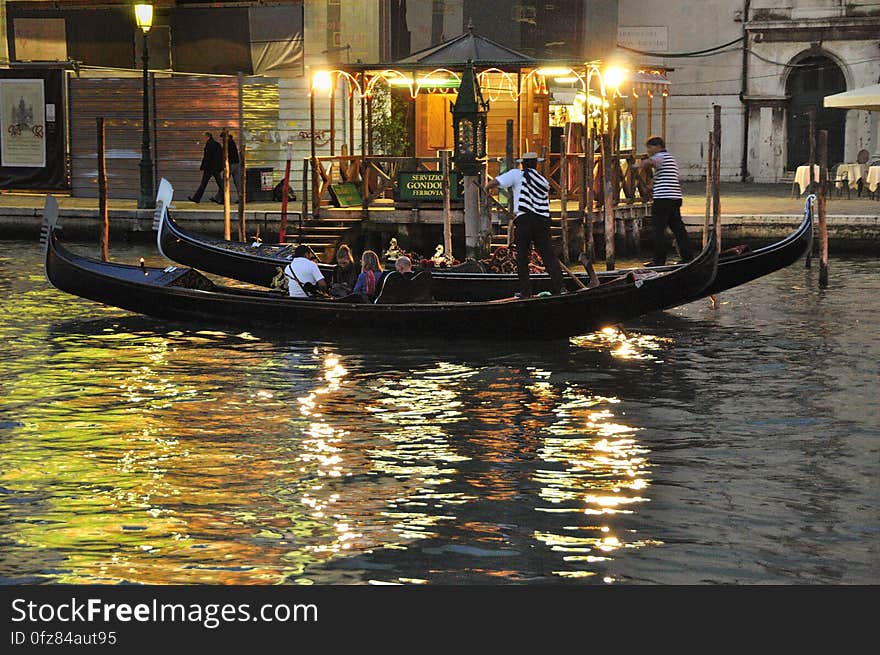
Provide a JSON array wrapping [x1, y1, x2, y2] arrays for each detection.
[[487, 151, 564, 298], [188, 132, 224, 204]]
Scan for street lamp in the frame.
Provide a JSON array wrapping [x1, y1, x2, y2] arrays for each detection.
[[135, 3, 154, 209], [451, 60, 488, 176], [451, 60, 490, 260]]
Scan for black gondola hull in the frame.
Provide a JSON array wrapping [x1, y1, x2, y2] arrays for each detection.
[[47, 229, 718, 340], [157, 201, 812, 302]]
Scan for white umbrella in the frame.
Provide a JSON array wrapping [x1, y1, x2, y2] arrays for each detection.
[[823, 84, 880, 111]]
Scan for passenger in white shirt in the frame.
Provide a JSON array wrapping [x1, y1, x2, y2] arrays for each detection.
[[284, 244, 328, 298]]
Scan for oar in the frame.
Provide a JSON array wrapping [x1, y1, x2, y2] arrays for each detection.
[[474, 181, 587, 291], [560, 260, 587, 290]]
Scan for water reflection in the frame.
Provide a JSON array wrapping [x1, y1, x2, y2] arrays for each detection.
[[3, 241, 877, 584], [2, 308, 668, 584]]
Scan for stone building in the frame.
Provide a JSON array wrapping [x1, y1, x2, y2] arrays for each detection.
[[1, 1, 877, 191], [616, 0, 880, 181]]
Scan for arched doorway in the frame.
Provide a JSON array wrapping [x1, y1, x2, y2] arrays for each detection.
[[786, 55, 846, 170]]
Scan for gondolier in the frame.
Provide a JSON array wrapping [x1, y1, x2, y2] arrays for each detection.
[[487, 152, 564, 298], [637, 135, 694, 266]]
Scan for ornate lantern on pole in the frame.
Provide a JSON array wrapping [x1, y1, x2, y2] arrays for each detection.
[[451, 60, 488, 176], [134, 3, 154, 209], [451, 60, 490, 259]]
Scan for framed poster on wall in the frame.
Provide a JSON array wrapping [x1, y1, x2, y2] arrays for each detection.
[[0, 78, 46, 168]]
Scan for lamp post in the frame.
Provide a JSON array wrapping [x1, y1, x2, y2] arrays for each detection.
[[135, 4, 154, 209], [451, 60, 489, 260]]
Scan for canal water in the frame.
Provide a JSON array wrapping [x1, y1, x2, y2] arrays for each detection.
[[1, 239, 877, 585]]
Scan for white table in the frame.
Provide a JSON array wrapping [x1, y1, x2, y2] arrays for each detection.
[[841, 162, 868, 190], [866, 166, 880, 193], [794, 165, 820, 194]]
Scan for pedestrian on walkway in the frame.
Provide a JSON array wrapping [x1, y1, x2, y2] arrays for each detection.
[[486, 151, 563, 298], [188, 132, 223, 204], [211, 128, 241, 204], [637, 135, 694, 266]]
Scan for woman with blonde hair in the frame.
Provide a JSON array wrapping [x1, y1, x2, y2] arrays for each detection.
[[353, 249, 384, 300]]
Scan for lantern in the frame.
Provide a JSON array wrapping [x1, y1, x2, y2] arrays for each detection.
[[451, 60, 488, 176]]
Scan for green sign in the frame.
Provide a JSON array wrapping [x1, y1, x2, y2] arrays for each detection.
[[328, 182, 363, 208], [397, 171, 461, 202]]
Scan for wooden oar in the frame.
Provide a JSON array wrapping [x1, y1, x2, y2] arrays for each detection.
[[474, 181, 587, 290]]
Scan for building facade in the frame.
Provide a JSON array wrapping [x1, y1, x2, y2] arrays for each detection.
[[618, 0, 880, 182]]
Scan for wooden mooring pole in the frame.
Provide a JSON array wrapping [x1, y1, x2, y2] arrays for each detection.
[[560, 148, 569, 264], [505, 120, 514, 246], [805, 106, 817, 268], [703, 131, 713, 248], [97, 117, 109, 262], [222, 129, 231, 240], [585, 128, 595, 259], [237, 71, 247, 242], [601, 132, 615, 271], [310, 84, 319, 222], [712, 105, 721, 253], [301, 158, 309, 229], [818, 129, 829, 287], [279, 141, 293, 243], [442, 150, 452, 259]]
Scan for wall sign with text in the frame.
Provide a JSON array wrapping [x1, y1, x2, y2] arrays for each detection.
[[397, 171, 461, 202]]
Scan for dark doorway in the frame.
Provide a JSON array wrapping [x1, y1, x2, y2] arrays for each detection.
[[786, 55, 846, 170]]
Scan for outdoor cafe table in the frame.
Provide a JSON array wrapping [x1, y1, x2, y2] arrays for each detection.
[[795, 164, 820, 194], [840, 162, 869, 190], [866, 165, 880, 194]]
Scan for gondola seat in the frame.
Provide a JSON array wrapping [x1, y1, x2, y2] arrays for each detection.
[[410, 271, 433, 302], [374, 271, 433, 304]]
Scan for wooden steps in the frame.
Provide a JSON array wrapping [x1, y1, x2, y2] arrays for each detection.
[[287, 218, 359, 262]]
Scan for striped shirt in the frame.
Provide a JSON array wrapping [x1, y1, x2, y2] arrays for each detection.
[[649, 150, 682, 199], [493, 167, 551, 218]]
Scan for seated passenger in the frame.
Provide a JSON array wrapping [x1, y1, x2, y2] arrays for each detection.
[[394, 255, 414, 277], [329, 244, 360, 297], [284, 244, 328, 298], [353, 249, 384, 301], [374, 264, 433, 304]]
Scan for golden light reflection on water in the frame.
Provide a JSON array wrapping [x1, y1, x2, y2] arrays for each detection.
[[1, 288, 663, 584], [365, 363, 474, 541], [572, 327, 673, 360], [531, 381, 660, 580], [1, 331, 385, 584]]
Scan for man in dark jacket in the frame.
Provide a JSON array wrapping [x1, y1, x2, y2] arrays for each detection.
[[211, 128, 241, 203], [188, 132, 223, 203]]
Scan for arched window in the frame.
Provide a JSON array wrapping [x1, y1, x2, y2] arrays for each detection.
[[786, 55, 846, 170]]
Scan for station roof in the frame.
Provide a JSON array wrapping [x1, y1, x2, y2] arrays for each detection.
[[394, 23, 536, 68]]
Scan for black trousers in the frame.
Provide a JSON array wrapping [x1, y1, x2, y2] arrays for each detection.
[[514, 210, 563, 296], [191, 170, 223, 202], [651, 197, 694, 265]]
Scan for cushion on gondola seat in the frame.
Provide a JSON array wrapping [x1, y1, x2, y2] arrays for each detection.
[[446, 260, 485, 273], [166, 269, 216, 291], [374, 272, 411, 304], [410, 271, 433, 303], [374, 271, 434, 304]]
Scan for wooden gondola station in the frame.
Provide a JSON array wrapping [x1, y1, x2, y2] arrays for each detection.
[[300, 24, 671, 267]]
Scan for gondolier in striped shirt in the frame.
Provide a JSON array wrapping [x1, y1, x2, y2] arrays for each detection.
[[638, 136, 694, 266], [487, 152, 564, 298]]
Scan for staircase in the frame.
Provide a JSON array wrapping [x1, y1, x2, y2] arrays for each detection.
[[285, 215, 361, 262]]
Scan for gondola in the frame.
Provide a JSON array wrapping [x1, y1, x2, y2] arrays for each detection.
[[154, 178, 813, 302], [43, 196, 719, 340]]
